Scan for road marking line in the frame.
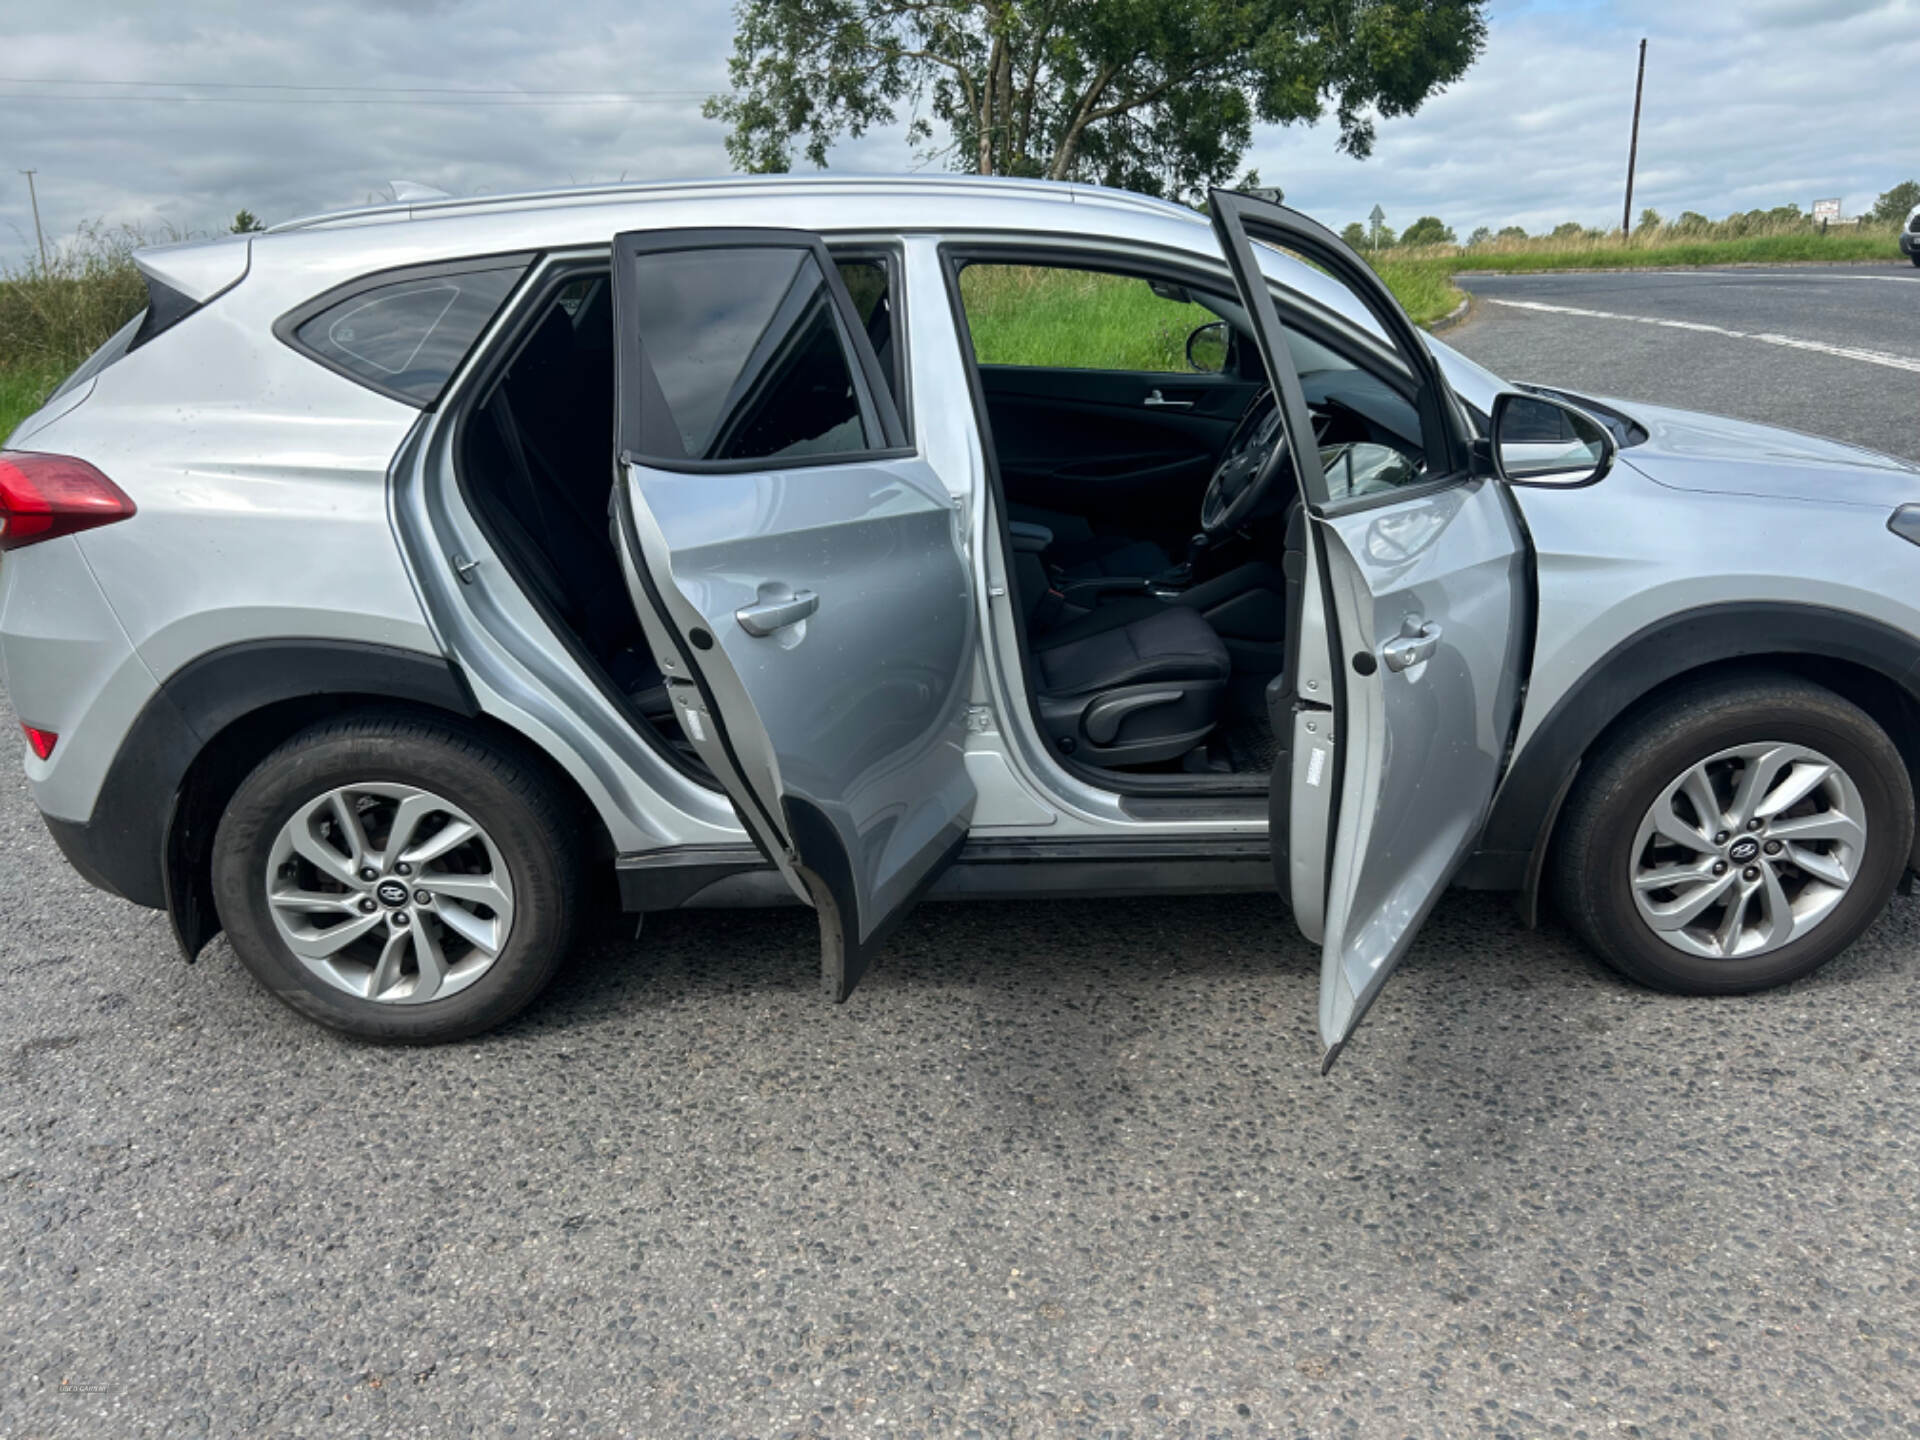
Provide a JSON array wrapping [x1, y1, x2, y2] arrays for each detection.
[[1641, 270, 1920, 285], [1482, 297, 1920, 374]]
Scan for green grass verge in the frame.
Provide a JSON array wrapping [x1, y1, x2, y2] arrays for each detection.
[[960, 263, 1215, 370], [0, 363, 67, 442]]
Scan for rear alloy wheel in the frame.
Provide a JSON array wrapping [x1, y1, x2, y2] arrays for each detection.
[[1555, 676, 1913, 995], [264, 782, 516, 1006], [213, 714, 582, 1042]]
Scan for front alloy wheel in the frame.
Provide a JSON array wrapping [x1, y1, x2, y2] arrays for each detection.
[[1555, 675, 1912, 995], [1629, 742, 1866, 961]]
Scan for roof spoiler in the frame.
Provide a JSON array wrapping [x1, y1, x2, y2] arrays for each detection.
[[127, 235, 252, 351], [132, 234, 252, 305]]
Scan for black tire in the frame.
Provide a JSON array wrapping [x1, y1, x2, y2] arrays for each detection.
[[1553, 674, 1912, 995], [212, 712, 583, 1042]]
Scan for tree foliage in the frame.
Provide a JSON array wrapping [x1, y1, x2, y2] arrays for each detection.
[[706, 0, 1489, 202], [1398, 214, 1453, 246], [1466, 225, 1491, 246], [1339, 221, 1368, 249], [230, 209, 265, 234], [1872, 180, 1920, 225]]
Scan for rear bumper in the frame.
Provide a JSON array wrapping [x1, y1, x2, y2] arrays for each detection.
[[41, 811, 165, 909]]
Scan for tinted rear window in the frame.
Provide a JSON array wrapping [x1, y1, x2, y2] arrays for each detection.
[[619, 245, 877, 464], [283, 258, 528, 406]]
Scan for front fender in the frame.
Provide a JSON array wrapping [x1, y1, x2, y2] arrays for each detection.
[[1462, 602, 1920, 916]]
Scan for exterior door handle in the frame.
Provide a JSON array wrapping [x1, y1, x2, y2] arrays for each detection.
[[1381, 619, 1441, 672], [1143, 388, 1194, 409], [734, 588, 819, 636]]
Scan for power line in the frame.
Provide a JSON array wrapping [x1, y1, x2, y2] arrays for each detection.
[[0, 76, 708, 99], [0, 93, 691, 106]]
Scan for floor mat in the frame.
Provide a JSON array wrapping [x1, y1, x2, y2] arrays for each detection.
[[1219, 712, 1278, 775]]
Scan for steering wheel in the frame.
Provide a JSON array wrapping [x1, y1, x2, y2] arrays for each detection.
[[1200, 388, 1293, 540]]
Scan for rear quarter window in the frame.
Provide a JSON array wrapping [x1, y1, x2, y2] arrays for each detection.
[[278, 255, 531, 406]]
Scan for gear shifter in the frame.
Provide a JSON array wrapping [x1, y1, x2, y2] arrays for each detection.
[[1153, 533, 1210, 591]]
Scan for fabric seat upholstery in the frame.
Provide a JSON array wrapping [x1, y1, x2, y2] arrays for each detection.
[[1008, 502, 1174, 582], [1029, 596, 1230, 766], [1033, 597, 1229, 696]]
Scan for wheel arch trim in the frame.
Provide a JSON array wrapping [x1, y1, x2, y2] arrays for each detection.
[[1467, 601, 1920, 919], [45, 639, 478, 945]]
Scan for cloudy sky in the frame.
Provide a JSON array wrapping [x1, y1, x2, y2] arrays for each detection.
[[1, 0, 1914, 264]]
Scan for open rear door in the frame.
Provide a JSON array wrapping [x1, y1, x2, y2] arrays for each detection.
[[609, 228, 976, 999], [1209, 192, 1531, 1070]]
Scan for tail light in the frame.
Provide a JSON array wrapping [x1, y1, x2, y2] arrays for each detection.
[[0, 451, 136, 551], [20, 724, 57, 760]]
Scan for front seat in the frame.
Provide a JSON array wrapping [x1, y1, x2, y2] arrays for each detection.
[[1029, 597, 1231, 767], [1008, 501, 1174, 582]]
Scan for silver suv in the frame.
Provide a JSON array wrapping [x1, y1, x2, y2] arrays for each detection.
[[6, 178, 1919, 1068]]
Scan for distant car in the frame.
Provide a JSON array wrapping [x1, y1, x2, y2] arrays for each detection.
[[1903, 203, 1920, 265], [6, 176, 1920, 1069]]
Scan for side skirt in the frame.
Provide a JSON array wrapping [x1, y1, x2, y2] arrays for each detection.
[[615, 835, 1276, 911]]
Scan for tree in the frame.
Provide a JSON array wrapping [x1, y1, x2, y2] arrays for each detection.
[[1496, 225, 1527, 241], [706, 0, 1491, 203], [1674, 210, 1710, 234], [1399, 214, 1454, 246], [230, 209, 265, 234], [1340, 221, 1368, 249], [1466, 225, 1491, 247], [1872, 180, 1920, 225], [1634, 207, 1662, 235]]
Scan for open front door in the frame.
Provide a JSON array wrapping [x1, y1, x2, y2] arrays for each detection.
[[1209, 193, 1531, 1070], [609, 228, 976, 999]]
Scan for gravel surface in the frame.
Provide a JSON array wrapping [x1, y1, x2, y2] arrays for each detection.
[[7, 266, 1920, 1439]]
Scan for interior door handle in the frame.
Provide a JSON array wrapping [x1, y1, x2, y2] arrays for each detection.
[[1143, 388, 1194, 409], [735, 588, 819, 636], [1380, 619, 1441, 672]]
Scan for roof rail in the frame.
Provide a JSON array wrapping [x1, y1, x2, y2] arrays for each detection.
[[267, 172, 1200, 233]]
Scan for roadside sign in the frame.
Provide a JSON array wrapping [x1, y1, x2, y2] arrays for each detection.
[[1813, 197, 1842, 223]]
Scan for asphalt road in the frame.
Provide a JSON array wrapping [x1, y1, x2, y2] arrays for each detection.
[[1448, 264, 1920, 463], [7, 267, 1920, 1439]]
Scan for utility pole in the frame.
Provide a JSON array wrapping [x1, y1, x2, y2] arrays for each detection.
[[1622, 38, 1647, 237], [19, 169, 48, 272]]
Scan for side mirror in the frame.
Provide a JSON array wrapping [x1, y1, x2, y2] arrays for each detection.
[[1186, 320, 1230, 374], [1489, 392, 1615, 485]]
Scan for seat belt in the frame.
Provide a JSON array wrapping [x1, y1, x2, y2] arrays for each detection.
[[488, 391, 563, 571]]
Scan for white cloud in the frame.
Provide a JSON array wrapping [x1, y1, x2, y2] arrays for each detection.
[[1248, 0, 1920, 237], [0, 0, 1913, 264]]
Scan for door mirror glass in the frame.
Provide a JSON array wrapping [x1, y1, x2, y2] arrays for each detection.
[[1186, 320, 1230, 374], [1490, 392, 1614, 484]]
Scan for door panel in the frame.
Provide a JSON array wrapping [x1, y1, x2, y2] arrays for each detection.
[[610, 227, 977, 1000], [1315, 485, 1526, 1060], [979, 366, 1259, 540], [1208, 191, 1531, 1068]]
